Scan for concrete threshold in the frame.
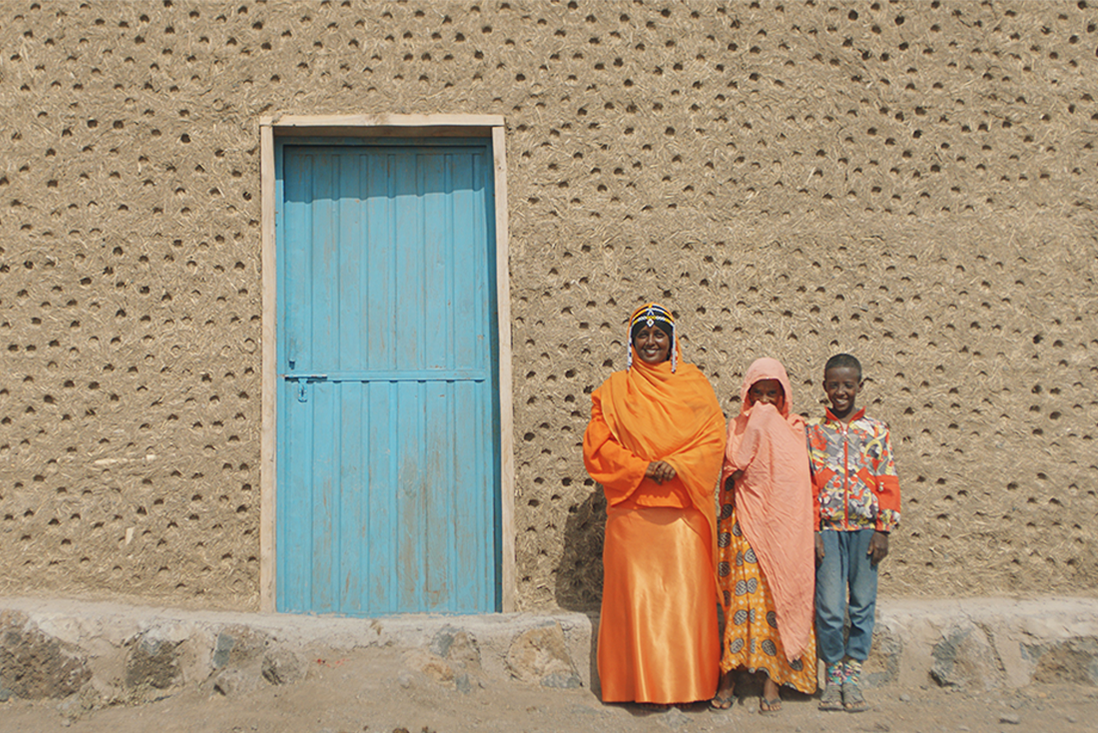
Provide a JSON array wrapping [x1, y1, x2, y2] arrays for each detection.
[[1, 596, 1096, 705]]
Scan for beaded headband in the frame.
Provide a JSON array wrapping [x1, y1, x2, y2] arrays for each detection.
[[627, 302, 676, 372]]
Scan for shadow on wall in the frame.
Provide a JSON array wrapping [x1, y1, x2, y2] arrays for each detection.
[[554, 488, 606, 613], [554, 487, 607, 697]]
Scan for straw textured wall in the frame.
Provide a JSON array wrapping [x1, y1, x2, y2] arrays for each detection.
[[1, 1, 1095, 611]]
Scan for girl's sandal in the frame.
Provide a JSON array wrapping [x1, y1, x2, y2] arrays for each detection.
[[842, 680, 869, 713], [759, 697, 782, 714]]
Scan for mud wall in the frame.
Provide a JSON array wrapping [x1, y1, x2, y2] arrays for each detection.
[[0, 1, 1096, 611]]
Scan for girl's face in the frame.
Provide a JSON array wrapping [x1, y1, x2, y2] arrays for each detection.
[[748, 379, 785, 411], [633, 325, 671, 364]]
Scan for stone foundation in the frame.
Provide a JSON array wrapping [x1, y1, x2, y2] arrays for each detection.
[[1, 596, 1095, 706]]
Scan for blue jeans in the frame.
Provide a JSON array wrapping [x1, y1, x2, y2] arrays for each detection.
[[815, 529, 879, 664]]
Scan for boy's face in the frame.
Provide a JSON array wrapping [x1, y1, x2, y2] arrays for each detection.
[[822, 366, 863, 420]]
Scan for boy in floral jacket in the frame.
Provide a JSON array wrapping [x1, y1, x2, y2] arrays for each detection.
[[806, 354, 900, 713]]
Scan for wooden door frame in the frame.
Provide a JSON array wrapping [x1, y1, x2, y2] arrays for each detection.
[[258, 114, 515, 613]]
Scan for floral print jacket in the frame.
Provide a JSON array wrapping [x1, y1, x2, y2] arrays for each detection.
[[806, 408, 901, 533]]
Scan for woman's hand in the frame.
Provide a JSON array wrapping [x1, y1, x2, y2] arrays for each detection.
[[645, 460, 677, 484], [815, 533, 825, 565]]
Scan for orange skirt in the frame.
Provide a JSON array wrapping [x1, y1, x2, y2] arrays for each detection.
[[598, 505, 720, 704]]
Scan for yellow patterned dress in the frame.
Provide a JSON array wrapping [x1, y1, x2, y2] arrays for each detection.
[[717, 503, 818, 693]]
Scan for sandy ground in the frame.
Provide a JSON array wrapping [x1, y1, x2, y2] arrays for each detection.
[[2, 648, 1095, 733]]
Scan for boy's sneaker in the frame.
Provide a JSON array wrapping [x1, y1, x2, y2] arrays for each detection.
[[842, 659, 869, 713], [818, 661, 844, 711], [818, 683, 843, 711]]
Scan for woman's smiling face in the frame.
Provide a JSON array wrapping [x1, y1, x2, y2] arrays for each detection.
[[632, 325, 671, 364]]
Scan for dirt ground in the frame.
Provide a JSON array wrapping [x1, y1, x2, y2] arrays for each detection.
[[1, 648, 1095, 733]]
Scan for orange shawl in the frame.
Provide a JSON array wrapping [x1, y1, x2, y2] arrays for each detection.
[[583, 342, 726, 566], [723, 358, 815, 661]]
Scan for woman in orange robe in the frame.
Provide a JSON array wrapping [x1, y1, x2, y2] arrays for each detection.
[[582, 303, 726, 706]]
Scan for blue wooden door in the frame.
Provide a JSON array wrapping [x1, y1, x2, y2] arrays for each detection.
[[275, 139, 501, 615]]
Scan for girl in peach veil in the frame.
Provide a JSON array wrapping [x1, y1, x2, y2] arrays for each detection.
[[711, 357, 817, 713]]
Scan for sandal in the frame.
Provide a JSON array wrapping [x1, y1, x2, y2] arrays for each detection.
[[759, 696, 782, 714], [818, 683, 843, 711], [842, 678, 868, 713], [709, 694, 734, 711]]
